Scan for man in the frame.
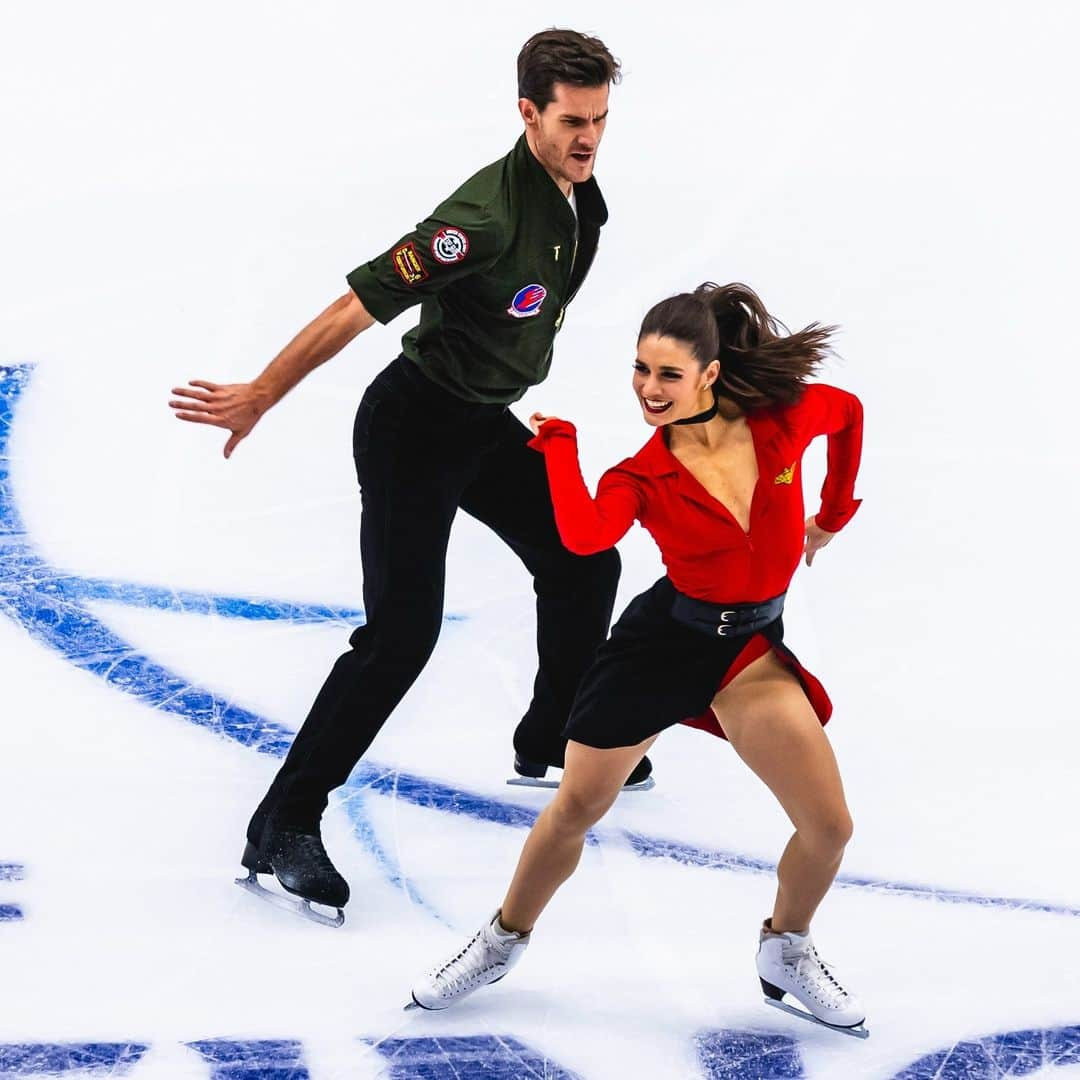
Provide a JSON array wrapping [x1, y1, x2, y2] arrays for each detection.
[[170, 29, 650, 926]]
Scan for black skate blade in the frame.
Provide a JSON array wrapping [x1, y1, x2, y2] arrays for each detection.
[[764, 997, 869, 1039], [235, 871, 345, 929], [506, 775, 655, 792]]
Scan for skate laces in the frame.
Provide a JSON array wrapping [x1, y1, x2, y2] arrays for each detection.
[[787, 942, 850, 1003], [429, 926, 510, 998]]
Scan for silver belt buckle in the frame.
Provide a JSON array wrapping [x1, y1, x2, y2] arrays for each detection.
[[716, 610, 735, 636]]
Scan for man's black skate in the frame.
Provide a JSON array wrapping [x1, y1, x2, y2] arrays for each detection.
[[235, 819, 349, 928], [507, 753, 655, 791]]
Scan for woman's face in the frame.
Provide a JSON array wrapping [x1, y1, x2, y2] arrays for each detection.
[[632, 334, 720, 427]]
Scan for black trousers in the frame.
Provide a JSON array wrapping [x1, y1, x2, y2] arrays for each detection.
[[251, 356, 621, 835]]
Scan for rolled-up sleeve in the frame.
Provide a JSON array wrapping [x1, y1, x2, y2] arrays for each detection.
[[346, 194, 503, 324]]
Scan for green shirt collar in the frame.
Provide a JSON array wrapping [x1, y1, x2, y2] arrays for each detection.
[[511, 134, 609, 230]]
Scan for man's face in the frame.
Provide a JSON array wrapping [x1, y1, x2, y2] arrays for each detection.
[[520, 82, 609, 189]]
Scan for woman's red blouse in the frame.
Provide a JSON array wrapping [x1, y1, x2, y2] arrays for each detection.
[[528, 384, 863, 604]]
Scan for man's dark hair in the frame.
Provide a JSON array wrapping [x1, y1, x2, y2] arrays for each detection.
[[517, 29, 621, 111]]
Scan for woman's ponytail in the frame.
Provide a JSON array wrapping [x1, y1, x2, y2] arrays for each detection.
[[699, 282, 834, 410]]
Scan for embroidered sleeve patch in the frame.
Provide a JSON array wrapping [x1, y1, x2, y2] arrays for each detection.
[[392, 242, 429, 286], [431, 227, 469, 265]]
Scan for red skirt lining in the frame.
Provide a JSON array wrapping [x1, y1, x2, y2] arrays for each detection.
[[678, 632, 833, 741]]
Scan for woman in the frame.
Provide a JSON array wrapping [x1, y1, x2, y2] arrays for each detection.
[[410, 283, 867, 1035]]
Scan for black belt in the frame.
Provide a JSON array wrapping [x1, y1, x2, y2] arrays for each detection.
[[670, 590, 786, 638]]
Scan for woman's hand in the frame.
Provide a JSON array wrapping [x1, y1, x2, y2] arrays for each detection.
[[804, 516, 836, 566], [529, 412, 562, 435]]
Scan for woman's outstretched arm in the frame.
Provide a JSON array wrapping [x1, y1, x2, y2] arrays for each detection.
[[528, 415, 643, 554]]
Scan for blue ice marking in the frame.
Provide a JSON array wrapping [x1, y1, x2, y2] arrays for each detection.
[[0, 364, 457, 908], [696, 1031, 804, 1079], [371, 1035, 581, 1079], [65, 577, 366, 626], [187, 1039, 309, 1079], [621, 833, 1080, 917], [336, 780, 447, 923], [0, 863, 25, 921], [3, 363, 1080, 921], [892, 1023, 1080, 1078], [0, 1043, 148, 1075]]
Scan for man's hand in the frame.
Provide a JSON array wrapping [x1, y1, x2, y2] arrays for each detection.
[[168, 291, 374, 460], [169, 380, 272, 459], [804, 516, 836, 567]]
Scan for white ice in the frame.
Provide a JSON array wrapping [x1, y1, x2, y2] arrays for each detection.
[[2, 2, 1079, 1078]]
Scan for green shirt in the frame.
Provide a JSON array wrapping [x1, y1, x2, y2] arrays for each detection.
[[346, 135, 608, 404]]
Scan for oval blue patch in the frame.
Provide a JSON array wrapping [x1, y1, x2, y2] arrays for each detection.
[[509, 283, 547, 317]]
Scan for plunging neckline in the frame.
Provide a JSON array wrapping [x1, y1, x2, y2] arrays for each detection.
[[661, 416, 764, 537]]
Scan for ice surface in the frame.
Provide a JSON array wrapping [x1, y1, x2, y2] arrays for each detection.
[[2, 2, 1080, 1078]]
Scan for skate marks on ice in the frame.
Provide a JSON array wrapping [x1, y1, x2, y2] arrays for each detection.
[[0, 863, 24, 922], [0, 1036, 574, 1078], [2, 1025, 1079, 1078], [621, 834, 1080, 919], [0, 1040, 304, 1079], [2, 362, 1079, 923], [891, 1023, 1080, 1079], [0, 365, 462, 758], [341, 760, 1080, 919], [0, 1043, 149, 1077], [369, 1035, 580, 1079], [698, 1024, 1080, 1078], [696, 1031, 805, 1079]]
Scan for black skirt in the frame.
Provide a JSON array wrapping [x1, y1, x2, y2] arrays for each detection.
[[563, 577, 823, 749]]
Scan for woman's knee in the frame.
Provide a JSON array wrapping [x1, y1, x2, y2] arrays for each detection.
[[547, 785, 615, 834], [801, 809, 854, 857]]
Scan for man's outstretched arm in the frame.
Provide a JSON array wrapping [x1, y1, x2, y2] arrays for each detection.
[[169, 290, 375, 458]]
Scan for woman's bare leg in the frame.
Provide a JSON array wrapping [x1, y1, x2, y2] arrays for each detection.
[[500, 736, 657, 933], [711, 650, 853, 933]]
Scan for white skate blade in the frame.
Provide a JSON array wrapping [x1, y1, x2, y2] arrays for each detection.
[[764, 996, 869, 1039], [234, 871, 345, 929], [506, 775, 656, 792]]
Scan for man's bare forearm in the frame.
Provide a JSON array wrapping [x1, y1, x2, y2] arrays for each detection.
[[251, 291, 376, 411]]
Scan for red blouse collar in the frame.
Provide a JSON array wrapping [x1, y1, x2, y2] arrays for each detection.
[[624, 411, 783, 479]]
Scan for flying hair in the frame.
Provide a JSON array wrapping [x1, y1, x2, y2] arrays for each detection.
[[638, 282, 837, 412]]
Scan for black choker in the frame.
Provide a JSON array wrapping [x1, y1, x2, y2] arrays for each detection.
[[672, 402, 719, 425]]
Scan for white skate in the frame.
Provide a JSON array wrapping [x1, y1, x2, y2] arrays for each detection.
[[408, 911, 530, 1011], [756, 922, 868, 1039]]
